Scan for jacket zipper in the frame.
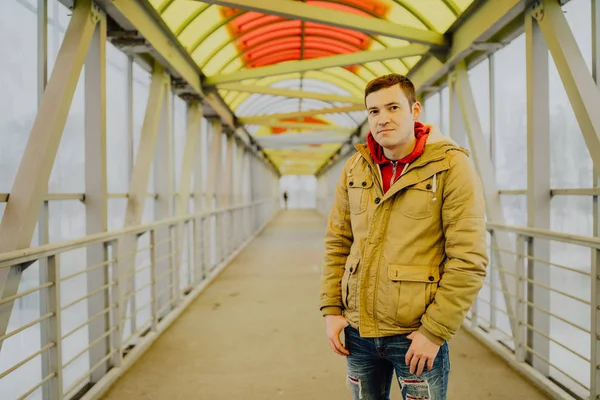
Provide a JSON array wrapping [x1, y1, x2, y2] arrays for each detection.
[[390, 161, 398, 188]]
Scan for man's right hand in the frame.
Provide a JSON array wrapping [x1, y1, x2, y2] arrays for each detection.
[[325, 315, 350, 356]]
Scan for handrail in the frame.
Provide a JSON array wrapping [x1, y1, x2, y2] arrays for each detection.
[[0, 200, 268, 268], [487, 221, 600, 249]]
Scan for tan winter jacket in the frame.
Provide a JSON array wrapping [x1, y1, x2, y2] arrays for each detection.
[[319, 127, 488, 345]]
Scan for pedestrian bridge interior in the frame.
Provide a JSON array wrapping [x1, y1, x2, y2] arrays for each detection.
[[0, 0, 598, 399]]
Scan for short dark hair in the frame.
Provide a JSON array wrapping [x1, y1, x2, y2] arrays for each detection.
[[364, 74, 417, 107]]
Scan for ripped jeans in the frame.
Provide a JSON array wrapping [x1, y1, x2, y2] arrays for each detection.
[[344, 325, 450, 400]]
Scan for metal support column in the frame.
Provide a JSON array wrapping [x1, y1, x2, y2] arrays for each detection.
[[36, 0, 53, 397], [84, 9, 110, 381], [193, 114, 205, 280], [591, 0, 600, 395], [448, 75, 468, 149], [155, 77, 174, 310], [205, 119, 223, 269], [525, 8, 551, 373]]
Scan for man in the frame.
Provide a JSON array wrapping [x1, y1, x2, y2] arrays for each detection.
[[319, 74, 488, 400], [283, 191, 288, 209]]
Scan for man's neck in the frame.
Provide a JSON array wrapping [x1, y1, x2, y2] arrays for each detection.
[[382, 136, 416, 161]]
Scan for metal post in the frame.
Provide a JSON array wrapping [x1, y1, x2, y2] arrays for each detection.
[[37, 1, 52, 397], [525, 8, 551, 374], [489, 53, 496, 164], [515, 235, 527, 363], [110, 239, 123, 368], [85, 8, 110, 382], [150, 230, 158, 332], [591, 0, 600, 395], [48, 255, 62, 400]]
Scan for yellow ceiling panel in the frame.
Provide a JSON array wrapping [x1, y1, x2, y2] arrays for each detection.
[[160, 2, 207, 35], [174, 5, 214, 49], [385, 2, 430, 30], [382, 59, 409, 75], [453, 0, 476, 11], [401, 0, 456, 33], [402, 55, 422, 69], [149, 0, 167, 10], [203, 42, 239, 75]]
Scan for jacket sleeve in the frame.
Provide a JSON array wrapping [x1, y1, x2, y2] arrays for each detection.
[[319, 157, 355, 316], [419, 151, 489, 344]]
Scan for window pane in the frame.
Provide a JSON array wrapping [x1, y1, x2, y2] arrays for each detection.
[[494, 34, 526, 190], [549, 0, 593, 189]]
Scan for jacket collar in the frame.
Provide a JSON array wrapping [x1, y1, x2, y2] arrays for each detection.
[[354, 125, 469, 197]]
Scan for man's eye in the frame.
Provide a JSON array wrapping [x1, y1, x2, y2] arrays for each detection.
[[389, 106, 399, 111], [369, 110, 378, 115]]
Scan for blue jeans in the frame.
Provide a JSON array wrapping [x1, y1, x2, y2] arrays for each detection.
[[344, 325, 450, 400]]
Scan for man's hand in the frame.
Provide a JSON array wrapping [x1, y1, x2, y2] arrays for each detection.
[[325, 315, 350, 356], [405, 331, 441, 376]]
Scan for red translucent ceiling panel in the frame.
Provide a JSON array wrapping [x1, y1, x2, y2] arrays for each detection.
[[271, 116, 329, 135], [219, 0, 389, 70]]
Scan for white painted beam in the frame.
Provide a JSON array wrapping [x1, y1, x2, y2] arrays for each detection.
[[217, 83, 364, 105], [238, 105, 365, 123], [205, 44, 429, 86]]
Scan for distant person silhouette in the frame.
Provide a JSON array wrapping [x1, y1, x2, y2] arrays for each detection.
[[283, 191, 288, 209]]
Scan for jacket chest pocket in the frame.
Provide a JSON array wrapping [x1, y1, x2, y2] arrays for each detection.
[[398, 180, 435, 219], [388, 264, 440, 328], [348, 175, 373, 215]]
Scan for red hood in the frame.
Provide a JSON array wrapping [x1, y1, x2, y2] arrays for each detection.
[[367, 121, 431, 165]]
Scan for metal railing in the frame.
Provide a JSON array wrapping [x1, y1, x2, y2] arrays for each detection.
[[464, 223, 600, 400], [0, 199, 278, 400]]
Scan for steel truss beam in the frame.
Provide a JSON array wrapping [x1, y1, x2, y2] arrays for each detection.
[[204, 44, 429, 86], [452, 61, 518, 339], [120, 62, 169, 325], [0, 0, 98, 353], [249, 121, 354, 132], [197, 0, 447, 47], [238, 105, 365, 124], [535, 0, 600, 177], [217, 83, 364, 105]]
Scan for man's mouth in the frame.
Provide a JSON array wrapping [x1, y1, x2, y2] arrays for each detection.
[[378, 129, 394, 134]]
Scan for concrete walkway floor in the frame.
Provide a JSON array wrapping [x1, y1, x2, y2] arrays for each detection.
[[102, 210, 549, 400]]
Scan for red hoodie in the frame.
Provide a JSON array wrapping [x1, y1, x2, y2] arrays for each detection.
[[367, 121, 431, 193]]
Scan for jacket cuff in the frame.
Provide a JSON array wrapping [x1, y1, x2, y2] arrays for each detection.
[[321, 306, 343, 317], [418, 326, 445, 346]]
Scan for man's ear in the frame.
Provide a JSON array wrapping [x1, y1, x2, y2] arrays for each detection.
[[412, 101, 422, 120]]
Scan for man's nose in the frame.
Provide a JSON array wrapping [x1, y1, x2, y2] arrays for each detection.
[[378, 111, 390, 124]]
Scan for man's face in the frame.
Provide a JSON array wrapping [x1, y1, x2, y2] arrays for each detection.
[[366, 84, 421, 150]]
